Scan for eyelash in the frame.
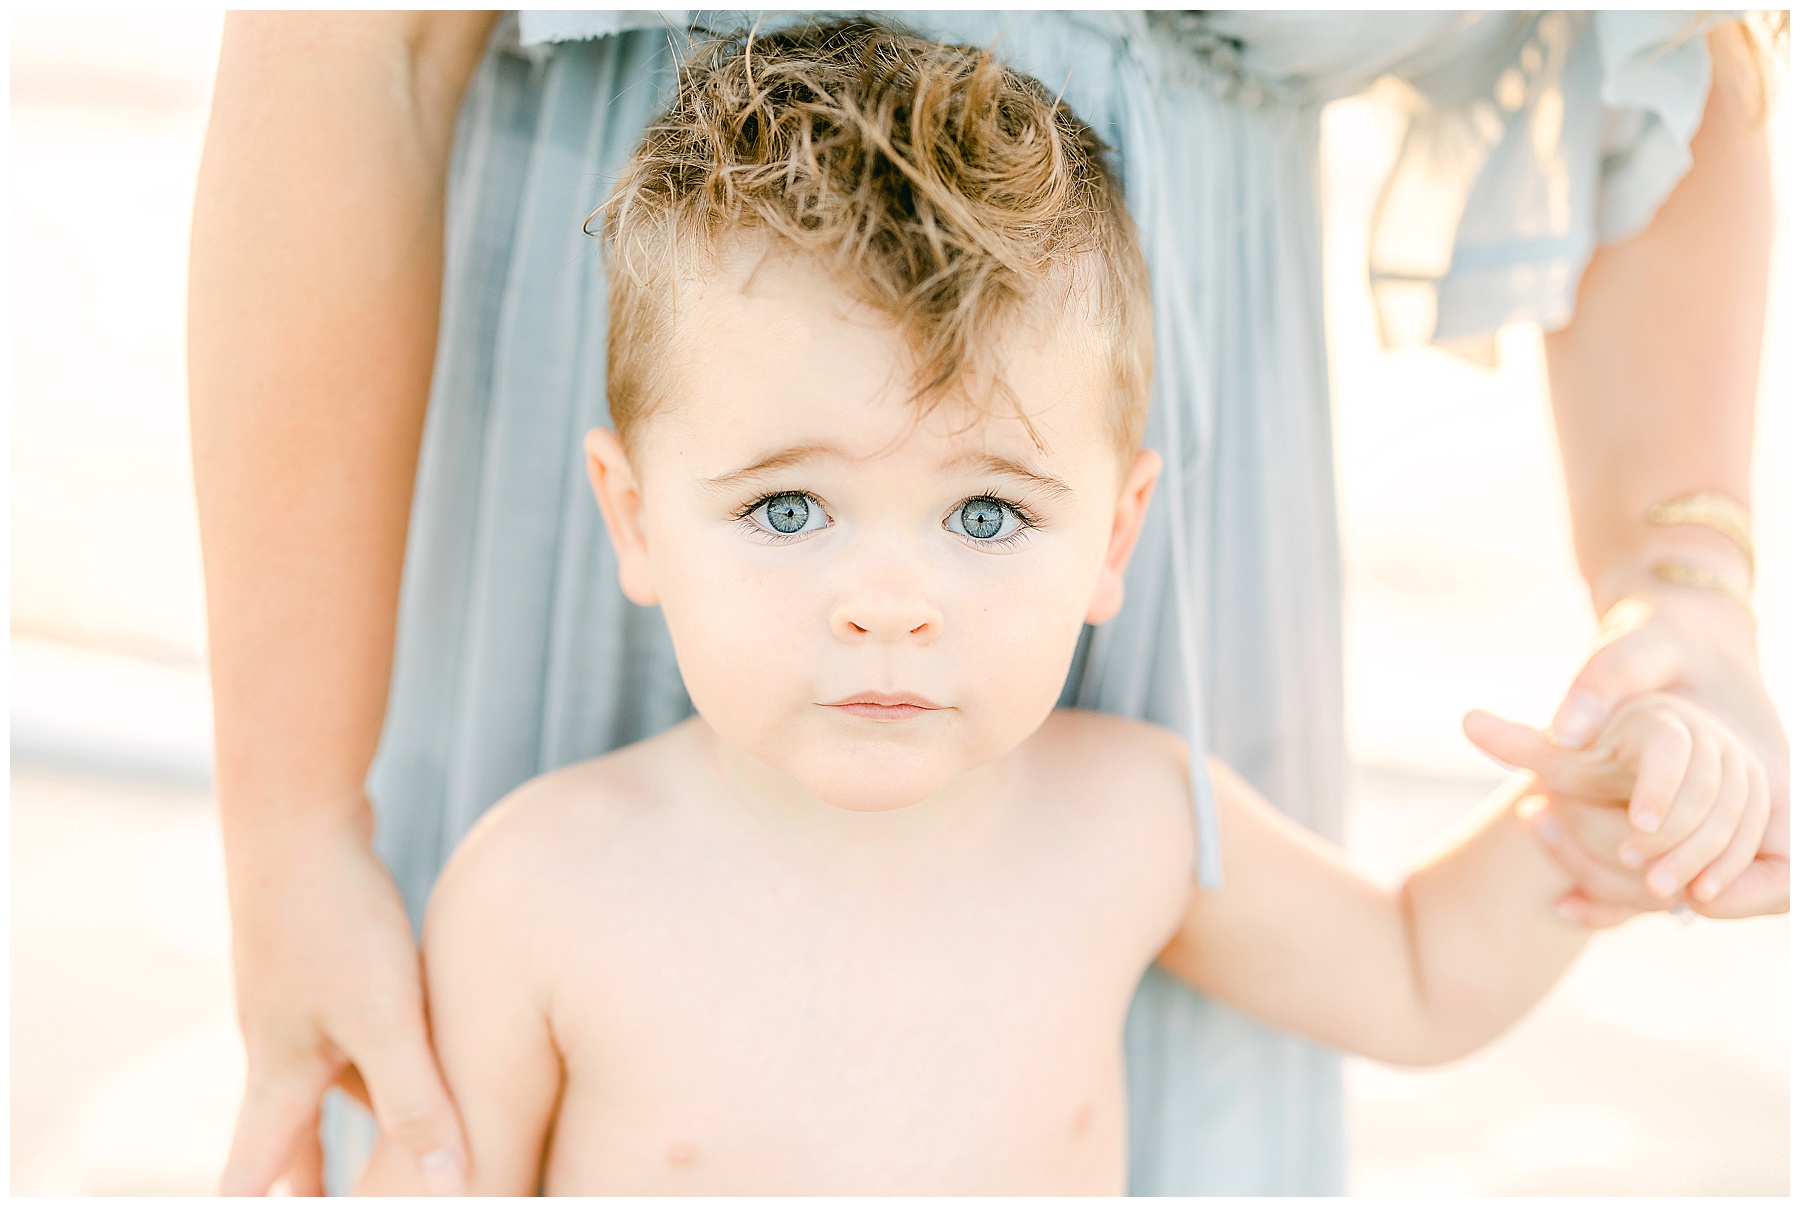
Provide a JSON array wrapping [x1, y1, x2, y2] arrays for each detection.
[[733, 491, 1043, 550], [950, 496, 1040, 551], [734, 491, 832, 544]]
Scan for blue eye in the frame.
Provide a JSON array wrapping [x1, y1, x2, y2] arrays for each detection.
[[950, 496, 1022, 542], [765, 493, 809, 533], [747, 491, 829, 538]]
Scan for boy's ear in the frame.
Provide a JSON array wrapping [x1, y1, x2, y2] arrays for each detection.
[[1085, 448, 1161, 625], [583, 426, 659, 606]]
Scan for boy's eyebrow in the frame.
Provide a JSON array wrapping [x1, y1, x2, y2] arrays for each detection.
[[703, 444, 1074, 501], [703, 442, 845, 492], [947, 452, 1074, 501]]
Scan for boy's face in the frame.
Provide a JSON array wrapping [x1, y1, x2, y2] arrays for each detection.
[[588, 249, 1158, 813]]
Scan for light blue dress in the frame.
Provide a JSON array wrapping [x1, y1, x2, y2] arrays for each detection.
[[333, 10, 1726, 1195]]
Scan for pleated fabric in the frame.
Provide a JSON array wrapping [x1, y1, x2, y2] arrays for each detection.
[[324, 10, 1722, 1195]]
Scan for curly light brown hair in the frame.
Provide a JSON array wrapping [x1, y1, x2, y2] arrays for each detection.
[[594, 18, 1154, 458]]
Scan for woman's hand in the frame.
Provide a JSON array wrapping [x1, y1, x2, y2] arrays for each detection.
[[1536, 589, 1788, 920], [1534, 22, 1784, 924], [220, 813, 468, 1195]]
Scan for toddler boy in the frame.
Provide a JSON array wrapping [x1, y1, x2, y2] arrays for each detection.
[[355, 20, 1766, 1195]]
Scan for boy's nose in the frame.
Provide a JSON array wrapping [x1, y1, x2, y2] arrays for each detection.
[[830, 589, 943, 644]]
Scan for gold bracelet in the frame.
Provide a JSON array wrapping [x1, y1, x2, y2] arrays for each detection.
[[1650, 558, 1754, 612], [1647, 492, 1755, 582]]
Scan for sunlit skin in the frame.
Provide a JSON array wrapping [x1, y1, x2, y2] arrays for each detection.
[[351, 248, 1770, 1196], [362, 248, 1187, 1194], [191, 20, 1782, 1195]]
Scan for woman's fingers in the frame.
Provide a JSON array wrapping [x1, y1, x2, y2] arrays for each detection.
[[1464, 710, 1629, 797], [342, 1006, 469, 1196], [333, 1061, 374, 1111], [1640, 747, 1744, 897], [1548, 619, 1685, 747], [353, 1129, 433, 1195], [1465, 709, 1556, 771], [278, 1105, 325, 1196], [218, 1066, 332, 1195], [1690, 758, 1771, 904], [1696, 853, 1792, 919], [1552, 890, 1641, 930]]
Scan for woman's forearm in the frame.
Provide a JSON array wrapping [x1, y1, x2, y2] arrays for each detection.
[[1546, 23, 1770, 616], [190, 11, 497, 857]]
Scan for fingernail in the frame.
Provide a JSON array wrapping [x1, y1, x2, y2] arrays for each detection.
[[1630, 807, 1658, 833], [1550, 693, 1603, 748], [1619, 845, 1644, 869], [1647, 870, 1678, 897], [1531, 813, 1565, 843], [1555, 900, 1583, 924], [419, 1149, 464, 1196], [1693, 876, 1717, 902]]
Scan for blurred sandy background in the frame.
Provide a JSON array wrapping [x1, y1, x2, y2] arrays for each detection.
[[8, 11, 1791, 1196]]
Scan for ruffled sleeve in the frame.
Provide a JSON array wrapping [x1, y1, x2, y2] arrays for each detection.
[[1369, 10, 1729, 360], [518, 10, 689, 46]]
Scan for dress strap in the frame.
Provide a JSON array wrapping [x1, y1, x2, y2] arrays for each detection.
[[1115, 41, 1223, 889]]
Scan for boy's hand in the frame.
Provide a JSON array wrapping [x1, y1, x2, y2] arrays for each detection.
[[1511, 795, 1657, 928], [1464, 693, 1772, 909], [1541, 591, 1788, 919]]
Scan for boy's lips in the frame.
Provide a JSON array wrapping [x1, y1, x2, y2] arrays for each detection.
[[820, 691, 946, 720]]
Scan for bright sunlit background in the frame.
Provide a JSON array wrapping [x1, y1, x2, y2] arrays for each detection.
[[9, 12, 1792, 1195]]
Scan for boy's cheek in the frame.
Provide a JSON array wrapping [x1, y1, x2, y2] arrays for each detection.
[[655, 538, 823, 650], [651, 525, 1091, 719], [653, 546, 835, 736]]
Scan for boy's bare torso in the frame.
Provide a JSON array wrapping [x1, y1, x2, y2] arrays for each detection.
[[449, 711, 1195, 1194]]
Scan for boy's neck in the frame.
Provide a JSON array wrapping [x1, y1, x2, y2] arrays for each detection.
[[696, 719, 1019, 866]]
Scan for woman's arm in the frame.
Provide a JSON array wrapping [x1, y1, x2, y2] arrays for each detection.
[[1537, 22, 1787, 920], [1547, 23, 1770, 620], [189, 10, 498, 1193]]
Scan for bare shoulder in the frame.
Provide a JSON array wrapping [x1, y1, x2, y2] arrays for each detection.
[[424, 720, 699, 953], [1029, 709, 1193, 818], [1022, 710, 1197, 940]]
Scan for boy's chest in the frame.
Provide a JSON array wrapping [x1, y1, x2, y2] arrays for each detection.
[[540, 853, 1160, 1193]]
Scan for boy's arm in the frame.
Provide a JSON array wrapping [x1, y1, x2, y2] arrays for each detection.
[[355, 821, 565, 1194], [1156, 759, 1606, 1066]]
